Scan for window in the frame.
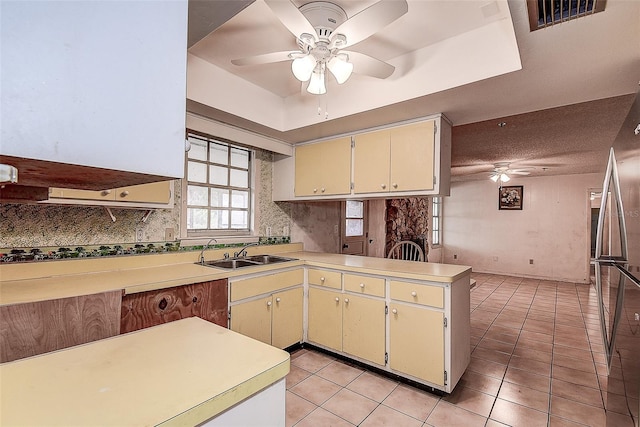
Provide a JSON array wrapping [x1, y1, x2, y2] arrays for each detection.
[[185, 133, 251, 233], [527, 0, 606, 31], [345, 200, 364, 237], [431, 196, 442, 246]]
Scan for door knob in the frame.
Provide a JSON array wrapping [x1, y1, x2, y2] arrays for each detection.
[[335, 297, 340, 302], [275, 297, 281, 303], [342, 244, 349, 249], [360, 283, 365, 288], [267, 301, 272, 306], [411, 291, 417, 297], [344, 298, 349, 303], [392, 308, 398, 314]]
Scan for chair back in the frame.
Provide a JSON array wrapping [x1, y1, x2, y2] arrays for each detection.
[[387, 241, 424, 262]]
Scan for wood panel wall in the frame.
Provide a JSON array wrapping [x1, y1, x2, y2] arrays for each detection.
[[120, 279, 228, 334], [0, 290, 122, 363]]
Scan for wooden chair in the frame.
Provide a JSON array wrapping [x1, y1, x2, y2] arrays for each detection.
[[386, 241, 424, 262]]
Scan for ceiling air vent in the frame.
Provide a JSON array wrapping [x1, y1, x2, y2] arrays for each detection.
[[527, 0, 607, 31]]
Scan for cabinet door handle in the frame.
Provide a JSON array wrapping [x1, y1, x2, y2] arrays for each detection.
[[411, 291, 417, 297], [320, 277, 325, 282], [392, 308, 398, 314], [344, 298, 349, 303], [381, 184, 386, 189], [267, 301, 272, 306], [359, 283, 365, 288], [275, 297, 281, 303], [120, 190, 129, 197], [321, 187, 326, 193], [101, 190, 111, 196], [313, 188, 318, 193], [335, 297, 340, 302], [392, 183, 398, 189]]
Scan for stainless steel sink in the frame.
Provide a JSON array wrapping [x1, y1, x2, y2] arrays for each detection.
[[198, 254, 297, 269], [244, 255, 297, 264]]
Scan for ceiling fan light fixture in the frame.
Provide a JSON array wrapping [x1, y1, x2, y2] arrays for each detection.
[[291, 54, 316, 82], [306, 64, 326, 94], [490, 174, 499, 182], [500, 173, 511, 182], [327, 54, 353, 84]]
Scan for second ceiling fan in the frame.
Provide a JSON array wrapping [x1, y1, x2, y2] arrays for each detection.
[[231, 0, 408, 94]]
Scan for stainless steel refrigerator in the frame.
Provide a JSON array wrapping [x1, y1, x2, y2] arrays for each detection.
[[593, 87, 640, 426]]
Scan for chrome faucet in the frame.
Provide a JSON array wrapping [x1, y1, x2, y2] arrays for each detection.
[[198, 238, 218, 265], [233, 242, 260, 258]]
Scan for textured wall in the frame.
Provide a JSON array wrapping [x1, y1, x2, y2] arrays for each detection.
[[442, 173, 602, 283], [0, 183, 182, 248], [254, 149, 292, 237], [0, 147, 297, 250], [290, 201, 341, 253], [385, 197, 430, 257]]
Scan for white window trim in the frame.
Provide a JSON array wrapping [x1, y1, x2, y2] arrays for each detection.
[[180, 132, 256, 240]]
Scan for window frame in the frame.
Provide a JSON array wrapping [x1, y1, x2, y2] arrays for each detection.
[[183, 131, 254, 238], [431, 196, 442, 248]]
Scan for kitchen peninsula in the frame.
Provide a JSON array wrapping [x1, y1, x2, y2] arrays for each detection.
[[0, 244, 471, 400]]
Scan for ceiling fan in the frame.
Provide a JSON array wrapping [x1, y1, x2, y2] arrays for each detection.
[[231, 0, 409, 95], [489, 162, 532, 182]]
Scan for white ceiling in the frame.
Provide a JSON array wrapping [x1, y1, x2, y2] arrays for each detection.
[[186, 0, 640, 180]]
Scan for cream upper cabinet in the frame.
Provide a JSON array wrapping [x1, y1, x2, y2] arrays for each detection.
[[352, 130, 391, 194], [47, 181, 173, 207], [354, 121, 435, 194], [389, 121, 435, 192], [272, 114, 451, 201], [294, 137, 351, 197]]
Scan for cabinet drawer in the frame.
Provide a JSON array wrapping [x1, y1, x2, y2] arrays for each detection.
[[390, 280, 443, 308], [344, 273, 385, 297], [230, 269, 303, 301], [308, 268, 341, 289]]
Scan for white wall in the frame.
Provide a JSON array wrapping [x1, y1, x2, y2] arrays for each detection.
[[442, 173, 603, 283]]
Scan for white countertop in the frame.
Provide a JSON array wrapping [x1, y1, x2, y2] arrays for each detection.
[[0, 317, 290, 426], [0, 248, 471, 306]]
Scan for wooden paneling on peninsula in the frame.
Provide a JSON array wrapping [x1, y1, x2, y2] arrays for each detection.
[[0, 291, 122, 363], [272, 115, 451, 201]]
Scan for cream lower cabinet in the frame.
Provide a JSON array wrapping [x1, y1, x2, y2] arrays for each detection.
[[388, 302, 444, 386], [229, 269, 303, 349], [307, 287, 386, 366]]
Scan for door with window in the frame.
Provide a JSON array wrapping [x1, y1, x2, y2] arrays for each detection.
[[340, 200, 368, 255]]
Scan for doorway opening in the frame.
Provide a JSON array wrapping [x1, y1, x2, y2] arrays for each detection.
[[339, 200, 368, 255]]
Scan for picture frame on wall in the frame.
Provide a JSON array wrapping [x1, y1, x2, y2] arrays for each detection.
[[498, 185, 523, 210]]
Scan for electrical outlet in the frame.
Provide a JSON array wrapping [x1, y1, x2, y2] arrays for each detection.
[[266, 226, 272, 237], [529, 259, 534, 264], [334, 224, 339, 234], [283, 225, 289, 236], [453, 254, 458, 260], [165, 228, 174, 241], [136, 228, 144, 242]]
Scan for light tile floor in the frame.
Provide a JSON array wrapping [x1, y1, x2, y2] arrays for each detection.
[[285, 273, 638, 426]]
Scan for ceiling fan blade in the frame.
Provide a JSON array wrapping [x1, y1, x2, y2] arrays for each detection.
[[231, 51, 296, 66], [344, 51, 395, 79], [510, 170, 531, 175], [264, 0, 318, 41], [333, 0, 408, 48]]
